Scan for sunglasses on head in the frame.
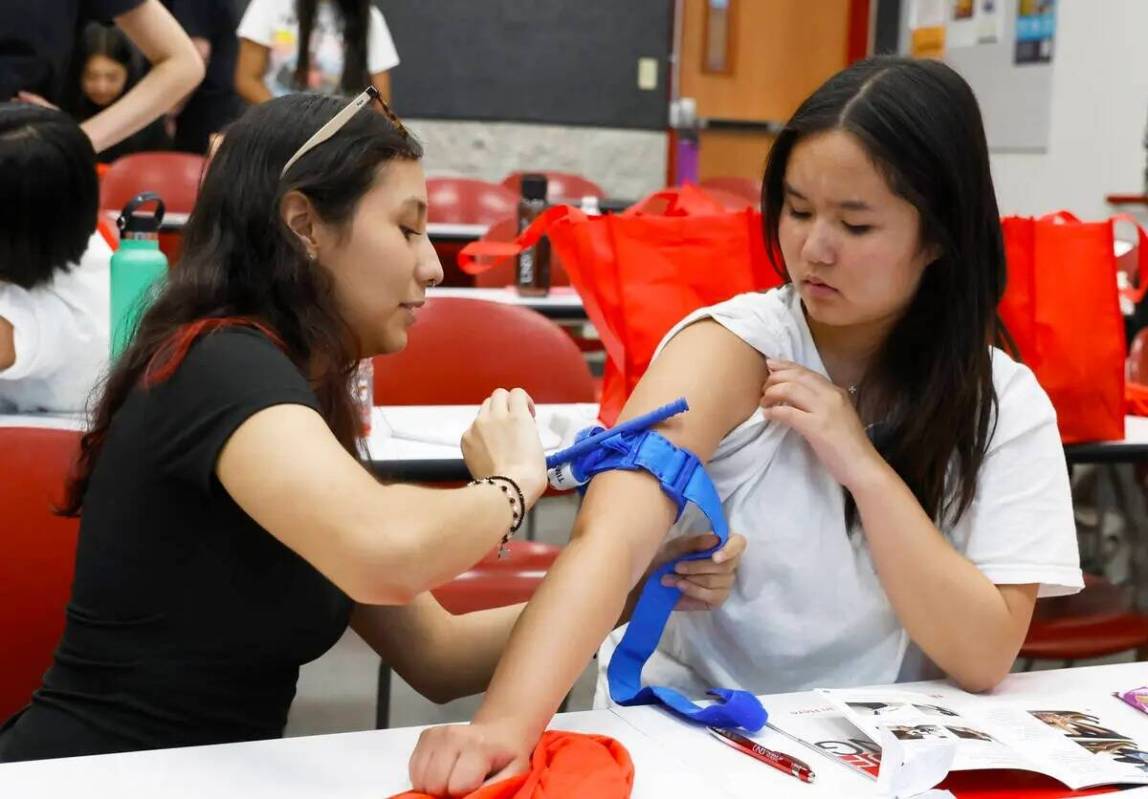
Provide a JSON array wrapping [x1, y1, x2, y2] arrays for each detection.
[[280, 86, 409, 178]]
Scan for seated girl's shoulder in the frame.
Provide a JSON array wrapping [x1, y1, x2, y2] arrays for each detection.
[[657, 285, 803, 360], [987, 346, 1059, 445]]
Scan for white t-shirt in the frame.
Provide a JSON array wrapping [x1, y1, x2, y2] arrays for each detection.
[[0, 231, 112, 413], [238, 0, 400, 98], [595, 285, 1082, 704]]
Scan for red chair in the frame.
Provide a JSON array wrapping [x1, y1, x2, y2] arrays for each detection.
[[100, 152, 206, 265], [426, 177, 517, 225], [99, 151, 205, 214], [372, 297, 596, 405], [0, 427, 82, 721], [699, 176, 761, 206], [501, 171, 605, 203], [1019, 574, 1148, 667], [472, 216, 571, 289]]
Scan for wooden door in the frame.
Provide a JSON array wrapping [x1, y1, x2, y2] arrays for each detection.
[[677, 0, 862, 182]]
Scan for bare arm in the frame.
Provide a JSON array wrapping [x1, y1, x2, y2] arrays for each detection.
[[407, 321, 768, 794], [850, 460, 1037, 692], [352, 597, 522, 704], [0, 315, 13, 371], [217, 397, 544, 606], [351, 531, 747, 704], [81, 0, 205, 153], [235, 40, 273, 105]]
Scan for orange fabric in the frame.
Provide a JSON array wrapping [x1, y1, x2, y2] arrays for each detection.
[[1127, 382, 1148, 417], [390, 731, 634, 799], [999, 213, 1127, 443], [459, 186, 782, 426]]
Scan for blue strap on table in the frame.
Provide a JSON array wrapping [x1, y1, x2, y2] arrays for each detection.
[[558, 425, 766, 732]]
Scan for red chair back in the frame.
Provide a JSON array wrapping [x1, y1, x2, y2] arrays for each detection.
[[373, 297, 595, 405], [501, 171, 605, 203], [432, 541, 559, 614], [427, 178, 517, 225], [699, 176, 761, 206], [99, 151, 206, 214], [472, 217, 572, 289], [0, 427, 82, 721]]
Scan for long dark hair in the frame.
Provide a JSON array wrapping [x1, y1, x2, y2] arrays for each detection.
[[295, 0, 371, 94], [762, 55, 1006, 526], [61, 93, 422, 515]]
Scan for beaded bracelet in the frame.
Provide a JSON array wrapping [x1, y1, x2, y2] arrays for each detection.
[[468, 474, 527, 558]]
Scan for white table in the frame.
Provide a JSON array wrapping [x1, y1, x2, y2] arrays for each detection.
[[0, 405, 601, 484], [428, 286, 587, 321], [116, 215, 487, 239], [0, 710, 716, 799], [617, 661, 1148, 797], [366, 403, 599, 482], [7, 408, 1148, 477], [427, 222, 490, 240], [1065, 415, 1148, 464], [3, 663, 1144, 798]]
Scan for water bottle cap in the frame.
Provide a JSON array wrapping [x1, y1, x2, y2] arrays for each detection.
[[116, 192, 166, 236], [520, 174, 548, 201]]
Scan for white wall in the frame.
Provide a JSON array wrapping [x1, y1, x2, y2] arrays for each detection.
[[988, 0, 1148, 220], [407, 119, 667, 201]]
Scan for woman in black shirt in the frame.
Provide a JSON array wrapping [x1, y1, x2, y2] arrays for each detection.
[[0, 90, 744, 762]]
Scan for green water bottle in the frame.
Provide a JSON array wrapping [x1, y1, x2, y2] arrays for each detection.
[[110, 192, 168, 358]]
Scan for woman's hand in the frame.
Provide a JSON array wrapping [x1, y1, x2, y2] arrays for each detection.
[[649, 532, 747, 611], [408, 719, 532, 796], [462, 388, 547, 507], [759, 359, 883, 491]]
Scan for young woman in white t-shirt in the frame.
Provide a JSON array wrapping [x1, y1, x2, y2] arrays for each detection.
[[407, 55, 1085, 793], [235, 0, 400, 104]]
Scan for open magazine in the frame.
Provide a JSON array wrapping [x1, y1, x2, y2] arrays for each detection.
[[765, 687, 1148, 794]]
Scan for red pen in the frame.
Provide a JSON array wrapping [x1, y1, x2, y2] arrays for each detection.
[[707, 725, 817, 784]]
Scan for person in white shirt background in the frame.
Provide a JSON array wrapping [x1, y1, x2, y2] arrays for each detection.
[[0, 103, 112, 414], [406, 55, 1085, 795], [235, 0, 400, 104]]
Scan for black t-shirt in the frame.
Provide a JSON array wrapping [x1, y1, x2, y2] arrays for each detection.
[[165, 0, 243, 154], [0, 0, 144, 103], [0, 328, 353, 761]]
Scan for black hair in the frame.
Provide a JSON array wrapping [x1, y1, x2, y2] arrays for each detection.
[[761, 55, 1006, 526], [295, 0, 371, 95], [66, 23, 138, 119], [0, 102, 98, 289], [63, 93, 422, 514]]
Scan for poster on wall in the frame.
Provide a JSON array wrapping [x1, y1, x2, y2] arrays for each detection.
[[947, 0, 978, 49], [976, 0, 1004, 44], [908, 0, 947, 58], [1015, 0, 1056, 64], [948, 0, 1004, 49]]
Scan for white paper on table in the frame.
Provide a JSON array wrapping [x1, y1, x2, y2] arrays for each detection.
[[874, 723, 956, 798], [381, 407, 593, 451]]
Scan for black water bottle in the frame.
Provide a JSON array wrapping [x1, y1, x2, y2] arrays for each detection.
[[516, 173, 551, 297]]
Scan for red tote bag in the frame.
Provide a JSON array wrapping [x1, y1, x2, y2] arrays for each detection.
[[999, 212, 1148, 443], [460, 185, 783, 424]]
